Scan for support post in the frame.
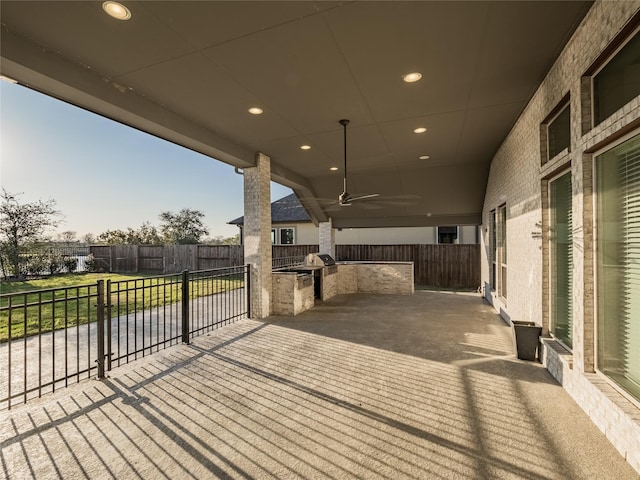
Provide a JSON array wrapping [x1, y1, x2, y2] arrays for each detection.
[[319, 217, 336, 258], [243, 152, 272, 318]]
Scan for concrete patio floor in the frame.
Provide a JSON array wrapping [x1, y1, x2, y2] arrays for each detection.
[[1, 290, 638, 479]]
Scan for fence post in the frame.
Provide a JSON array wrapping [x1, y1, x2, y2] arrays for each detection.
[[181, 270, 190, 344], [96, 280, 105, 379]]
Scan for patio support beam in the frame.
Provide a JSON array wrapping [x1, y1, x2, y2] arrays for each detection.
[[319, 218, 335, 259], [244, 152, 272, 319]]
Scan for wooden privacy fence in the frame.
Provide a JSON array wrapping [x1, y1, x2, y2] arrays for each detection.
[[89, 245, 316, 274], [335, 244, 479, 289], [90, 243, 480, 289]]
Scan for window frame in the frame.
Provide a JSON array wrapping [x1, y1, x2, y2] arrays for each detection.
[[497, 204, 507, 300], [490, 210, 497, 291], [541, 95, 571, 165], [436, 226, 459, 244], [592, 128, 640, 408], [278, 227, 296, 245], [548, 169, 573, 350], [585, 20, 640, 131]]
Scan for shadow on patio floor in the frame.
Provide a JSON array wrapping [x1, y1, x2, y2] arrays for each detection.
[[1, 291, 637, 479]]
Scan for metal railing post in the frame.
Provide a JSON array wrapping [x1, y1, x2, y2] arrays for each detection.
[[181, 270, 190, 344], [106, 280, 112, 372], [96, 280, 105, 379]]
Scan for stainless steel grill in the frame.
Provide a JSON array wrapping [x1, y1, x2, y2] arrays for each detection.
[[304, 253, 336, 267]]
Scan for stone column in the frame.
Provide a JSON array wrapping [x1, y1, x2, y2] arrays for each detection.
[[319, 217, 335, 258], [243, 152, 272, 318]]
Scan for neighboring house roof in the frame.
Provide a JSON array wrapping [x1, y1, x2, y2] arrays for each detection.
[[228, 193, 312, 225]]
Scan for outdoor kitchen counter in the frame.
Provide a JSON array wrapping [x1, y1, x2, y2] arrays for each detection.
[[336, 261, 414, 295], [272, 270, 314, 316]]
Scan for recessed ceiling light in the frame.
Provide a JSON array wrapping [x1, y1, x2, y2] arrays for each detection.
[[102, 1, 131, 20], [403, 72, 422, 83], [248, 107, 263, 115], [413, 127, 427, 134], [330, 167, 339, 171], [419, 155, 430, 160], [300, 145, 311, 150]]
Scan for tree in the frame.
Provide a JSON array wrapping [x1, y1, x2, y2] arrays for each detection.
[[0, 189, 61, 278], [82, 233, 96, 245], [206, 234, 240, 245], [96, 229, 130, 245], [136, 221, 162, 245], [96, 222, 162, 245], [159, 208, 209, 244], [57, 231, 78, 244]]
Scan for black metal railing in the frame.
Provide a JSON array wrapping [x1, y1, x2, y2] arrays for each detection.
[[0, 265, 249, 409]]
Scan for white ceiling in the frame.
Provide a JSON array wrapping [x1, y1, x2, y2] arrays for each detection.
[[0, 1, 591, 228]]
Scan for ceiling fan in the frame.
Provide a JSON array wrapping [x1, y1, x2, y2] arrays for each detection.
[[337, 119, 379, 206]]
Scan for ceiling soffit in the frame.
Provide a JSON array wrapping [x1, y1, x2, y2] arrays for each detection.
[[0, 1, 592, 227]]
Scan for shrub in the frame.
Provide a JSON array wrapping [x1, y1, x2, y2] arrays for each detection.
[[63, 256, 78, 273], [25, 253, 48, 276], [84, 253, 97, 273], [47, 253, 64, 275]]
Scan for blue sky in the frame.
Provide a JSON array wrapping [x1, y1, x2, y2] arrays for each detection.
[[0, 81, 292, 240]]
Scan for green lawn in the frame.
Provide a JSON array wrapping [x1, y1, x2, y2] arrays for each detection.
[[0, 272, 244, 342]]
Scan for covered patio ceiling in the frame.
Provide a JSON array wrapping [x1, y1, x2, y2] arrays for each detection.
[[0, 1, 591, 228]]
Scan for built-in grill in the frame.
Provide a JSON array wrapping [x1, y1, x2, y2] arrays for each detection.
[[301, 253, 337, 298], [304, 253, 337, 271]]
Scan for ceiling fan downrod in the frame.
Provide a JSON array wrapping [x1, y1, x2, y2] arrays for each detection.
[[339, 118, 350, 203]]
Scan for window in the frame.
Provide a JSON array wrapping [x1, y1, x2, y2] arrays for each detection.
[[437, 226, 458, 244], [279, 227, 295, 245], [592, 28, 640, 127], [271, 229, 276, 245], [498, 205, 507, 299], [490, 211, 497, 290], [550, 171, 573, 348], [596, 132, 640, 402], [543, 100, 571, 163]]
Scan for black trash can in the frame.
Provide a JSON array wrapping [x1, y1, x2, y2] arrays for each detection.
[[512, 320, 542, 361]]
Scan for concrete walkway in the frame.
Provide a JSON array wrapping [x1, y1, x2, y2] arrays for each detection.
[[1, 291, 638, 479]]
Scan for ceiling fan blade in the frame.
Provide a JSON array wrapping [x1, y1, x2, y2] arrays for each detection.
[[348, 193, 380, 202]]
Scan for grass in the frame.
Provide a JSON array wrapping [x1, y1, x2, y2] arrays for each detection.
[[0, 272, 244, 342]]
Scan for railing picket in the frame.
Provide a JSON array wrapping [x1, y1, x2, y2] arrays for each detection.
[[52, 290, 55, 393], [64, 289, 68, 387], [75, 286, 80, 383], [38, 292, 42, 398], [23, 293, 27, 405], [8, 296, 12, 410]]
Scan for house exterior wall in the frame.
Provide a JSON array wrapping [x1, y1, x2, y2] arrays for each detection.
[[292, 223, 319, 245], [269, 224, 478, 245], [481, 1, 640, 473], [241, 223, 479, 245], [337, 225, 477, 244]]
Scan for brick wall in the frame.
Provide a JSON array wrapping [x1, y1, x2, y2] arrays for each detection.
[[482, 1, 640, 473]]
